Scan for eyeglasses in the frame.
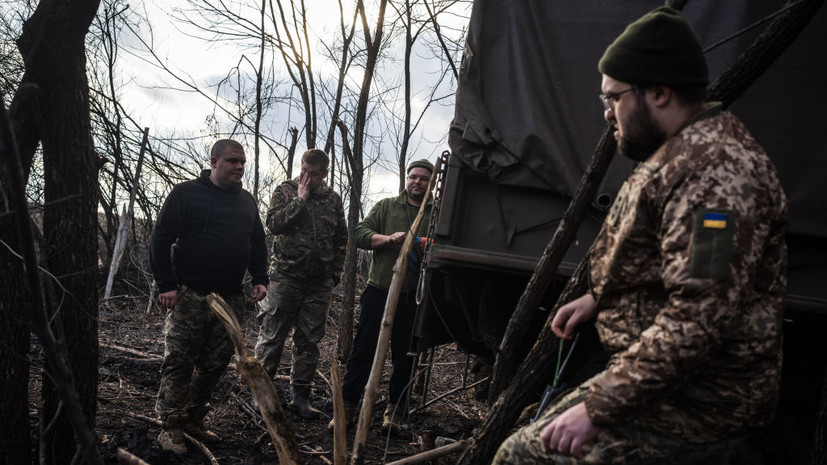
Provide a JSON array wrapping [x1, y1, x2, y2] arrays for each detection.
[[407, 175, 430, 183], [599, 86, 638, 111]]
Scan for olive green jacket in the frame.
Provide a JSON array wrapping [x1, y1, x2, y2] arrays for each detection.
[[354, 190, 432, 291]]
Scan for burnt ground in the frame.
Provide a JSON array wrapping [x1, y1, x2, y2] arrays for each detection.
[[78, 291, 488, 465]]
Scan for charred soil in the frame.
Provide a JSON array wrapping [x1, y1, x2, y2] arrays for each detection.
[[45, 292, 487, 464]]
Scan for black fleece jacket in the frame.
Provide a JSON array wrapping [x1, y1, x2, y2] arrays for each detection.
[[150, 170, 268, 295]]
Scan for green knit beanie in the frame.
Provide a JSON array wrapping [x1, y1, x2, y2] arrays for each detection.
[[598, 6, 708, 86], [407, 158, 434, 173]]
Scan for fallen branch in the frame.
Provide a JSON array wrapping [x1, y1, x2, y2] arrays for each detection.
[[101, 343, 162, 361], [207, 293, 304, 465], [116, 448, 151, 465], [385, 439, 470, 465], [410, 376, 489, 413]]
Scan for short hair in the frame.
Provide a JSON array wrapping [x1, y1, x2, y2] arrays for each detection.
[[211, 139, 244, 160], [301, 148, 330, 171]]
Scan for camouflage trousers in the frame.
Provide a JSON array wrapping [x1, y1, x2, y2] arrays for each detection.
[[155, 286, 245, 419], [254, 277, 334, 386], [492, 377, 736, 465]]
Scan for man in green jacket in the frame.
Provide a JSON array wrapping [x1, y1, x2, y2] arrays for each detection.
[[255, 148, 347, 419], [336, 158, 434, 434]]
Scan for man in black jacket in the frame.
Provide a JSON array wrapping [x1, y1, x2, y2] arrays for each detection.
[[150, 139, 268, 455]]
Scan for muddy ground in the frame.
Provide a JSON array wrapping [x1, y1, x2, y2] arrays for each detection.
[[42, 291, 489, 465]]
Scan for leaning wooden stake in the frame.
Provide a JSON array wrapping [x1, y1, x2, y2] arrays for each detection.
[[385, 438, 470, 465], [350, 159, 442, 465], [331, 361, 348, 465], [104, 127, 150, 301], [206, 293, 304, 465]]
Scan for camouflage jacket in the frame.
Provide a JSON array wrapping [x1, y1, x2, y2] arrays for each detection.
[[266, 179, 347, 281], [585, 104, 788, 441]]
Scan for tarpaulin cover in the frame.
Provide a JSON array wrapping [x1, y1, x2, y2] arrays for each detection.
[[448, 0, 827, 238]]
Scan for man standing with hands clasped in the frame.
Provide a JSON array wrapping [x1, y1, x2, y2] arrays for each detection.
[[255, 148, 347, 419], [150, 139, 268, 455], [494, 6, 787, 464]]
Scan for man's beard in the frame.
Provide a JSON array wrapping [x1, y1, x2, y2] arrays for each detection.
[[407, 186, 425, 202], [618, 98, 667, 162]]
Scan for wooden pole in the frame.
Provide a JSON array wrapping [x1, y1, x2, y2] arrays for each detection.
[[350, 159, 442, 465], [206, 293, 304, 465], [104, 127, 149, 301], [385, 438, 470, 465], [331, 361, 348, 465]]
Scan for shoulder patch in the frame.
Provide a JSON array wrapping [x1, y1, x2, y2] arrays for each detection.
[[690, 208, 736, 279]]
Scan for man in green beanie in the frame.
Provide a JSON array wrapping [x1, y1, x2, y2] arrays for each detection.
[[494, 6, 786, 464], [331, 158, 434, 435]]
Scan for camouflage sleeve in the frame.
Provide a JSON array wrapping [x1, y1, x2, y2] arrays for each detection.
[[266, 183, 304, 235], [585, 154, 785, 427], [333, 193, 348, 273]]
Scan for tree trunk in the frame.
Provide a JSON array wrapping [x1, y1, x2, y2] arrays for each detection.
[[287, 126, 299, 179], [15, 0, 102, 463], [336, 120, 359, 363], [0, 94, 34, 465]]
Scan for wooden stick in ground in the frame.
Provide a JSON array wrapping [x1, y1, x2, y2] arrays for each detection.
[[350, 158, 443, 465], [206, 293, 304, 465], [385, 439, 470, 465], [331, 361, 348, 465], [104, 127, 149, 301]]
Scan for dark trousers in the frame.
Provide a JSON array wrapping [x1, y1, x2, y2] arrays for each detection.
[[341, 285, 418, 404]]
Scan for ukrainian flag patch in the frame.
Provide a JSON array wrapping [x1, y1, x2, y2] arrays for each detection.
[[691, 208, 736, 279], [703, 212, 728, 229]]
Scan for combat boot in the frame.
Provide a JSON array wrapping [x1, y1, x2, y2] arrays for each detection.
[[327, 400, 358, 431], [185, 405, 220, 443], [158, 412, 188, 455], [381, 403, 405, 436], [287, 385, 322, 420]]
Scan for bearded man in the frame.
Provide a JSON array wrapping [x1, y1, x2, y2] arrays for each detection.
[[332, 158, 434, 435], [494, 7, 787, 465]]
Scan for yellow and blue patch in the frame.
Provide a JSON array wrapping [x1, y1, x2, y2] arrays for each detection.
[[702, 212, 728, 229], [691, 208, 735, 279]]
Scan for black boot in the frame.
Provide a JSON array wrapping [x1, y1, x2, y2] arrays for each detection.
[[287, 385, 322, 420]]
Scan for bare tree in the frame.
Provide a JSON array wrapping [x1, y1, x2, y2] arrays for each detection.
[[335, 0, 389, 368], [388, 0, 460, 191], [1, 0, 104, 463]]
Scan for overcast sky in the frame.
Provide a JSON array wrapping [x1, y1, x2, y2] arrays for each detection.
[[118, 0, 470, 203]]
